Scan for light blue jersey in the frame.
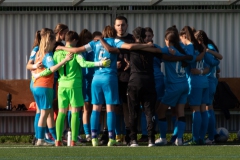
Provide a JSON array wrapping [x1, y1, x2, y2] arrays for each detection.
[[85, 38, 124, 76], [204, 44, 220, 83], [29, 46, 39, 61], [162, 46, 188, 84]]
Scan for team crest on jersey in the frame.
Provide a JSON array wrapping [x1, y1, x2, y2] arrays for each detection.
[[114, 39, 120, 43], [30, 51, 36, 57], [47, 56, 53, 62]]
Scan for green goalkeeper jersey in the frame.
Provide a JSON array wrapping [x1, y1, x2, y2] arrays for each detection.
[[53, 50, 96, 88]]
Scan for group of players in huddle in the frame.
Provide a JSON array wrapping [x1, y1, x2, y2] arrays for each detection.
[[26, 15, 222, 147]]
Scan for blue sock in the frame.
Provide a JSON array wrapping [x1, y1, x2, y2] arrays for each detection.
[[34, 113, 40, 139], [158, 119, 167, 138], [49, 127, 56, 140], [200, 111, 209, 140], [177, 119, 186, 139], [67, 111, 71, 128], [83, 124, 90, 135], [171, 116, 177, 127], [192, 111, 202, 142], [38, 126, 46, 139], [141, 112, 148, 136], [207, 110, 216, 140], [213, 111, 217, 136], [173, 121, 178, 136], [107, 112, 116, 139], [115, 114, 121, 135], [90, 111, 100, 138]]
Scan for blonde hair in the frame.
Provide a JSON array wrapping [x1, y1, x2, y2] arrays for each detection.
[[38, 28, 55, 59]]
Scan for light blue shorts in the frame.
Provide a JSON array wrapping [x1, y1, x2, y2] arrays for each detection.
[[91, 75, 119, 105], [33, 87, 53, 110], [188, 87, 209, 106], [162, 81, 189, 107]]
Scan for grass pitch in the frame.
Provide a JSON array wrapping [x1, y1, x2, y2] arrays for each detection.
[[0, 145, 240, 160]]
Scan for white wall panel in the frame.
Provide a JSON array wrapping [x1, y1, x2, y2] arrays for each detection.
[[0, 12, 239, 79], [121, 13, 240, 78], [0, 13, 111, 79]]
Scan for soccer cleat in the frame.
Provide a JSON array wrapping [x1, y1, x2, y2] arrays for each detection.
[[44, 138, 55, 145], [130, 140, 139, 147], [138, 135, 148, 142], [78, 135, 87, 143], [184, 140, 199, 146], [174, 138, 183, 146], [100, 129, 109, 145], [85, 134, 92, 142], [155, 138, 167, 146], [92, 138, 99, 147], [170, 135, 177, 144], [70, 141, 77, 147], [36, 139, 54, 146], [205, 138, 214, 145], [116, 135, 122, 143], [148, 139, 155, 147], [107, 139, 119, 146], [55, 140, 62, 147]]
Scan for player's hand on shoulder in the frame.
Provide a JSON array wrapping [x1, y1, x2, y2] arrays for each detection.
[[168, 48, 176, 55], [65, 52, 74, 61]]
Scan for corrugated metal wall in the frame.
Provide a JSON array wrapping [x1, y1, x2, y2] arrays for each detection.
[[121, 13, 240, 78], [0, 13, 111, 79], [0, 12, 239, 79]]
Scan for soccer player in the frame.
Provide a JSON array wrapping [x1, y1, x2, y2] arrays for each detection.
[[194, 30, 222, 144], [155, 29, 195, 146], [137, 27, 165, 143], [79, 29, 94, 142], [114, 16, 135, 145], [26, 30, 41, 145], [179, 26, 209, 145], [31, 29, 73, 146], [52, 31, 111, 146]]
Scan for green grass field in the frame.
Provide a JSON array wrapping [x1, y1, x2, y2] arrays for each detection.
[[1, 134, 240, 160], [0, 145, 240, 160]]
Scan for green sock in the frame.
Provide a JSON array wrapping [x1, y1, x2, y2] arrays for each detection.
[[56, 112, 66, 141], [71, 112, 80, 142]]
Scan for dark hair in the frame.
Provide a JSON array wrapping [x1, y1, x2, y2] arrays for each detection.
[[180, 26, 203, 53], [92, 31, 102, 38], [115, 16, 128, 24], [133, 27, 146, 43], [78, 29, 92, 46], [165, 25, 178, 35], [165, 30, 186, 55], [194, 30, 219, 52], [54, 23, 69, 34], [32, 30, 41, 49], [102, 25, 116, 38], [65, 31, 79, 43], [191, 27, 196, 34], [145, 27, 154, 35]]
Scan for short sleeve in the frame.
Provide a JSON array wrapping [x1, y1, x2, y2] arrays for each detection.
[[29, 46, 39, 61], [114, 38, 124, 48], [84, 41, 95, 52]]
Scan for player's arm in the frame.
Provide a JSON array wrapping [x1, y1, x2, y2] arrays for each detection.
[[56, 45, 86, 53], [26, 59, 42, 70], [95, 37, 120, 54], [206, 48, 223, 60], [76, 53, 111, 68], [32, 53, 73, 79]]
